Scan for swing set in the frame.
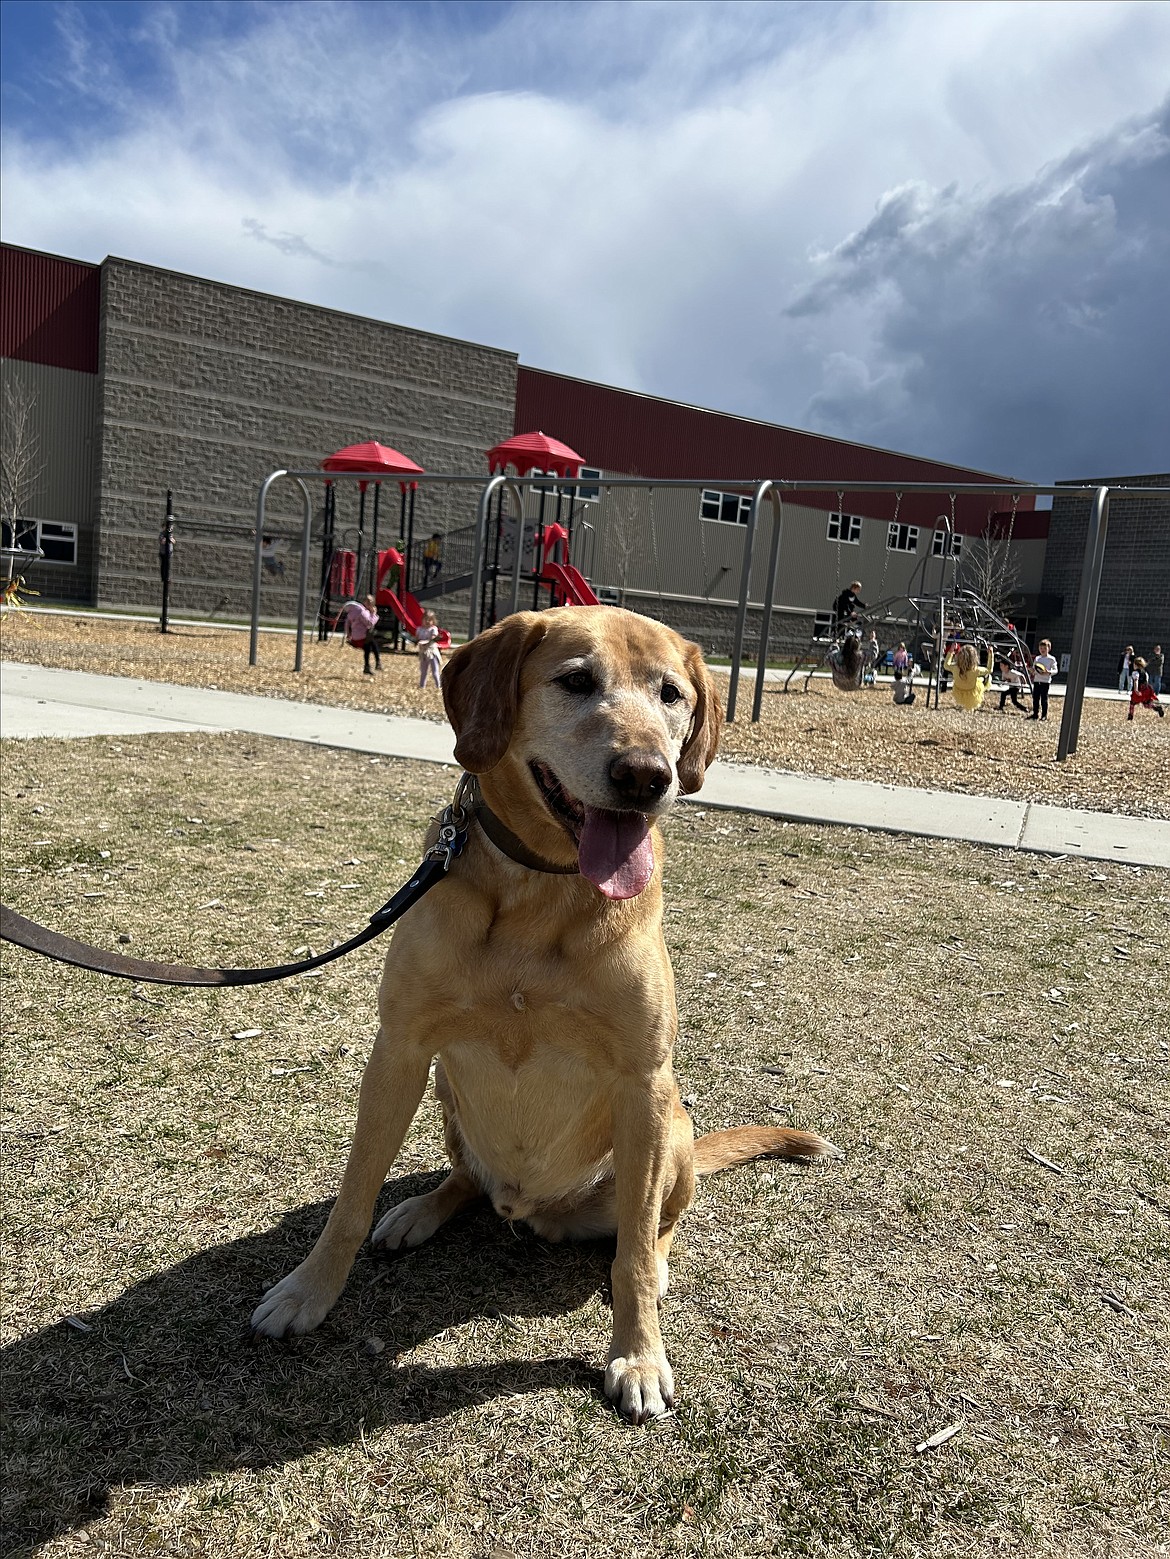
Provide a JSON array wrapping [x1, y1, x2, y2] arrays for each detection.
[[782, 489, 1035, 708]]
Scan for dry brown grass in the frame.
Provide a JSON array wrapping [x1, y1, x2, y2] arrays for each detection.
[[3, 609, 1168, 819], [2, 733, 1167, 1559]]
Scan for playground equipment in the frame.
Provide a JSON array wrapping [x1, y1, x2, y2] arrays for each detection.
[[1, 544, 40, 609], [533, 522, 601, 606], [319, 442, 425, 638], [254, 470, 1154, 767], [782, 498, 1035, 707], [372, 548, 452, 647], [783, 582, 1035, 703], [479, 431, 602, 624], [317, 430, 604, 644]]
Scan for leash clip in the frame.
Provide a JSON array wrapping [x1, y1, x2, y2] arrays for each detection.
[[426, 772, 476, 872]]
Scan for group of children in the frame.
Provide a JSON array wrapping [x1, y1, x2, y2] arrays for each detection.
[[338, 595, 444, 688], [936, 638, 1057, 718], [892, 633, 1162, 723]]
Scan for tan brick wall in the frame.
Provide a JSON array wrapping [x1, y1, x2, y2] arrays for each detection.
[[93, 259, 518, 617]]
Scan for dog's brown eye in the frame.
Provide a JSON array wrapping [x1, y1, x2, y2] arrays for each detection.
[[558, 669, 595, 696], [660, 682, 683, 705]]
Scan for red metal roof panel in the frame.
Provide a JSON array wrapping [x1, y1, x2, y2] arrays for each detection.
[[516, 366, 1037, 529], [1, 244, 100, 374]]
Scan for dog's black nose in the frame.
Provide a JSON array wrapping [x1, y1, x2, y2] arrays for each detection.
[[609, 749, 672, 805]]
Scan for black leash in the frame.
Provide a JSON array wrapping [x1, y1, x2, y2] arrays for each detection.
[[1, 776, 581, 989], [0, 781, 475, 988]]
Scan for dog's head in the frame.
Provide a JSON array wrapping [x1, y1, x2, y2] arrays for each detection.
[[442, 607, 722, 901]]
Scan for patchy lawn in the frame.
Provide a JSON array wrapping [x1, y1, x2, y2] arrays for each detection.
[[2, 734, 1167, 1558]]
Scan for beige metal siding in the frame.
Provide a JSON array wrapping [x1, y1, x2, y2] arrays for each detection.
[[1, 358, 97, 524], [1, 357, 97, 602]]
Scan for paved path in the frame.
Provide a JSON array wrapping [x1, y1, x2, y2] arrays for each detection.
[[3, 662, 1167, 869]]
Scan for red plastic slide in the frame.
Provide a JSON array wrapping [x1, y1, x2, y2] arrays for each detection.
[[375, 585, 451, 647], [542, 561, 600, 606]]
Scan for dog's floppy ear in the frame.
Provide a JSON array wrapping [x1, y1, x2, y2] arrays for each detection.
[[677, 641, 723, 794], [442, 613, 548, 773]]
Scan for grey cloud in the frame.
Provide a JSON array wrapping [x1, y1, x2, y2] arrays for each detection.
[[241, 219, 386, 279], [785, 98, 1170, 479]]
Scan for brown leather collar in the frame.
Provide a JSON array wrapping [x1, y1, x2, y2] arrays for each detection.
[[472, 797, 580, 875]]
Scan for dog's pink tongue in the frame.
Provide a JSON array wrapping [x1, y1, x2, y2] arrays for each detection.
[[577, 807, 654, 900]]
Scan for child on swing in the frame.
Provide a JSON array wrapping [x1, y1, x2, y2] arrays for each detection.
[[944, 640, 994, 711], [340, 593, 381, 676], [827, 632, 864, 692]]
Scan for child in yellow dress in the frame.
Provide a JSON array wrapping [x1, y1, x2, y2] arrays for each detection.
[[944, 641, 994, 711]]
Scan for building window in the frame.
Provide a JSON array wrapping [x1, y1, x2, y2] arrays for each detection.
[[575, 466, 602, 503], [530, 467, 602, 504], [812, 612, 834, 640], [2, 517, 78, 566], [932, 529, 963, 558], [887, 523, 920, 553], [700, 489, 752, 525], [827, 511, 863, 544]]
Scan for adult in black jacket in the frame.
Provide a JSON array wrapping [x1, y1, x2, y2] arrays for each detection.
[[831, 582, 866, 632]]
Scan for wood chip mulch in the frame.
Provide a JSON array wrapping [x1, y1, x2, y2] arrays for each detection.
[[3, 611, 1167, 820]]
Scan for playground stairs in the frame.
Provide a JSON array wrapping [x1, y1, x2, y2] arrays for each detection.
[[412, 572, 473, 604]]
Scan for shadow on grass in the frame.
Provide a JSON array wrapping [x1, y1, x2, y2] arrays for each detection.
[[1, 1171, 610, 1552]]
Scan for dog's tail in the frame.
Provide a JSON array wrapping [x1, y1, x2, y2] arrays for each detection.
[[692, 1125, 841, 1176]]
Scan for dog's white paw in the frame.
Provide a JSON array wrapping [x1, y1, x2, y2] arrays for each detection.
[[604, 1352, 676, 1424], [371, 1195, 444, 1252], [250, 1263, 336, 1339]]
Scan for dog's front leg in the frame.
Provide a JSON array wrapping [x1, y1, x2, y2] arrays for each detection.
[[604, 1068, 676, 1424], [251, 1027, 432, 1338]]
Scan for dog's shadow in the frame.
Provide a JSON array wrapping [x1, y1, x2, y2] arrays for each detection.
[[2, 1172, 611, 1551]]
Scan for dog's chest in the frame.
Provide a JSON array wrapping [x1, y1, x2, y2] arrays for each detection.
[[447, 928, 628, 1039], [409, 911, 668, 1059]]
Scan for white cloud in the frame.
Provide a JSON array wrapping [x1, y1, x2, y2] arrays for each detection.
[[2, 0, 1168, 478]]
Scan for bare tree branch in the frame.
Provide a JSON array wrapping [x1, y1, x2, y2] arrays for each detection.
[[1, 376, 44, 545], [960, 528, 1022, 621]]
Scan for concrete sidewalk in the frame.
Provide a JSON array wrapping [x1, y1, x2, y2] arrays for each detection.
[[3, 661, 1167, 869]]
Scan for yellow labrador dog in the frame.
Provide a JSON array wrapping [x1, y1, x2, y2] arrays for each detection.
[[252, 607, 837, 1422]]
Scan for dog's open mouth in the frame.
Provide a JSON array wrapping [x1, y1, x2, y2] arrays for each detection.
[[530, 761, 654, 901]]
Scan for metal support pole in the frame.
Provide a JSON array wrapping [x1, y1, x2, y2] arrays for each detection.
[[935, 593, 946, 708], [292, 477, 313, 673], [405, 486, 417, 594], [159, 490, 174, 633], [509, 484, 528, 618], [370, 481, 381, 592], [533, 487, 547, 611], [318, 483, 334, 642], [468, 476, 499, 639], [250, 470, 287, 665], [1057, 486, 1110, 761], [726, 488, 763, 723], [356, 483, 367, 594], [751, 484, 785, 723], [489, 488, 504, 628], [469, 475, 523, 638]]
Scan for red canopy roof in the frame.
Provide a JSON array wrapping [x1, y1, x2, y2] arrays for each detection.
[[321, 441, 424, 477], [486, 430, 583, 478]]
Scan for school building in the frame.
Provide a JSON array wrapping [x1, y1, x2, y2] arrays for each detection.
[[2, 242, 1165, 683]]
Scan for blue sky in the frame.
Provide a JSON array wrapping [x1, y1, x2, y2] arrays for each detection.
[[2, 0, 1168, 483]]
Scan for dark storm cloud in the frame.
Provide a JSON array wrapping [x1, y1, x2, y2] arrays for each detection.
[[787, 98, 1170, 481]]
